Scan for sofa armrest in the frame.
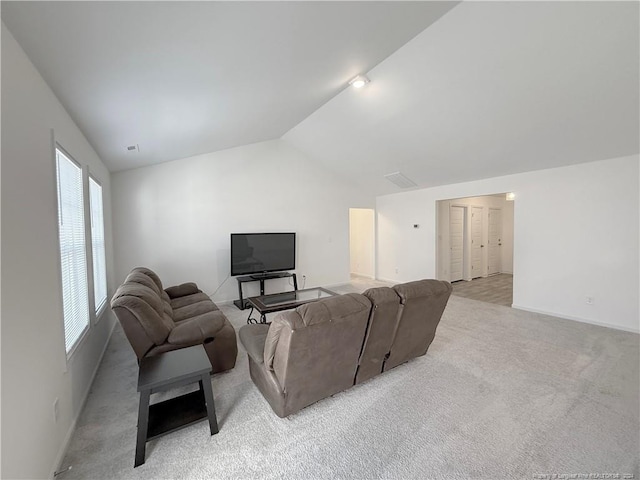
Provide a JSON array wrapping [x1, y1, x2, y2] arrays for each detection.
[[165, 282, 200, 299], [167, 311, 225, 345], [239, 324, 270, 365]]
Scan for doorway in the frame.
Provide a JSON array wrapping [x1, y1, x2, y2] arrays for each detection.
[[349, 208, 375, 279], [436, 194, 514, 306]]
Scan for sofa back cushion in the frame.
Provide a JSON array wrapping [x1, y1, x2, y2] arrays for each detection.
[[111, 278, 174, 346], [131, 266, 173, 309], [356, 286, 401, 384], [265, 293, 371, 414], [384, 279, 452, 371]]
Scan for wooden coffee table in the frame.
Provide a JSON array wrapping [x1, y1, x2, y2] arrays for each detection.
[[246, 287, 337, 324]]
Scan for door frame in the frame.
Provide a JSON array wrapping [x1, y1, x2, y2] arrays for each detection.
[[449, 203, 469, 282]]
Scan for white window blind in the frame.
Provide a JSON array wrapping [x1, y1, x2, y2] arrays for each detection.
[[89, 177, 107, 314], [56, 148, 90, 354]]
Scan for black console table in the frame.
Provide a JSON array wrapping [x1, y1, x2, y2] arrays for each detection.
[[234, 272, 298, 310]]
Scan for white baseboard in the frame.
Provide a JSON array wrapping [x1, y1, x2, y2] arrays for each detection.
[[350, 272, 375, 279], [512, 304, 640, 334], [215, 299, 234, 307], [50, 318, 118, 479]]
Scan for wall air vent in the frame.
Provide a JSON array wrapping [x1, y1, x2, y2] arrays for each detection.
[[126, 144, 140, 153], [384, 171, 417, 189]]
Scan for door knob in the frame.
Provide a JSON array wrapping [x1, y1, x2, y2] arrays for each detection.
[[498, 243, 502, 246], [481, 245, 484, 247]]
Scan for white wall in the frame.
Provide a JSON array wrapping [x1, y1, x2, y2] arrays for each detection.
[[1, 25, 116, 479], [377, 155, 639, 333], [436, 194, 514, 281], [349, 208, 375, 278], [112, 140, 373, 303]]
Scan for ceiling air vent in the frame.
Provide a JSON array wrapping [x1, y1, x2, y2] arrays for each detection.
[[126, 144, 140, 153], [384, 171, 417, 189]]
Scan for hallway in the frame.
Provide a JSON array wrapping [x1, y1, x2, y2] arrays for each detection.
[[451, 274, 513, 307]]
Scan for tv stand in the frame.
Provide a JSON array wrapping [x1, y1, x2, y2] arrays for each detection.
[[234, 272, 298, 310]]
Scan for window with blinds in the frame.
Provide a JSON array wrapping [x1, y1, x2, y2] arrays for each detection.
[[56, 148, 90, 354], [89, 177, 107, 314]]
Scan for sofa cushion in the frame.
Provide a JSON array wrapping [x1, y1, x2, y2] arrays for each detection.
[[171, 292, 216, 310], [296, 293, 371, 327], [239, 324, 270, 365], [165, 282, 199, 299], [132, 266, 164, 291], [111, 283, 174, 345], [263, 314, 296, 370], [262, 293, 370, 370], [385, 279, 452, 371], [394, 279, 452, 303], [126, 271, 162, 296], [173, 300, 217, 322], [167, 310, 226, 345], [126, 271, 173, 319], [356, 286, 402, 384]]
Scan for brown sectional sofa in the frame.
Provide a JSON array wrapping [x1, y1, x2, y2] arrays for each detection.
[[111, 267, 237, 373], [239, 279, 452, 417]]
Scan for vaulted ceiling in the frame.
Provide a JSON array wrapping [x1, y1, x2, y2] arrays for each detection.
[[1, 1, 457, 172], [284, 1, 640, 194], [3, 1, 638, 196]]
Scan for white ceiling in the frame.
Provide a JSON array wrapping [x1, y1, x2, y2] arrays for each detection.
[[3, 2, 638, 195], [1, 1, 457, 172], [284, 1, 639, 195]]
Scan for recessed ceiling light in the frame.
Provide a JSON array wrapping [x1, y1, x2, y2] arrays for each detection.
[[349, 75, 370, 89]]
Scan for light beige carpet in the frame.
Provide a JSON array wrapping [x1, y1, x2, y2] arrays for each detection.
[[59, 283, 639, 479]]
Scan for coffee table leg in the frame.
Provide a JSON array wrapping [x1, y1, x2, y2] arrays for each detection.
[[200, 376, 219, 435], [247, 306, 257, 324], [135, 389, 151, 467]]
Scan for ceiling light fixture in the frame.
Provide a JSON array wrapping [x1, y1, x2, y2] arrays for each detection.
[[349, 75, 370, 89]]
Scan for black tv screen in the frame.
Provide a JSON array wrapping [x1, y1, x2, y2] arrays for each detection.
[[231, 233, 296, 276]]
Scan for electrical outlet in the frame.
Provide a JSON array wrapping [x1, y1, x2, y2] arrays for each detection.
[[585, 296, 594, 305], [395, 268, 399, 274], [53, 398, 59, 423]]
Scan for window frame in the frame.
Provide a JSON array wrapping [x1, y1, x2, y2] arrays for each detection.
[[88, 175, 108, 320], [54, 143, 91, 359]]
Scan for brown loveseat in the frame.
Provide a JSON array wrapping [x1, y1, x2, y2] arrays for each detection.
[[111, 267, 237, 373], [239, 279, 452, 417]]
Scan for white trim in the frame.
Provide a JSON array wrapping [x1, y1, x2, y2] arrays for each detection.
[[51, 130, 69, 373], [95, 302, 108, 322], [350, 272, 376, 279], [83, 165, 97, 324], [512, 304, 640, 334], [54, 142, 91, 362], [88, 174, 108, 321], [371, 277, 402, 285], [49, 319, 117, 480]]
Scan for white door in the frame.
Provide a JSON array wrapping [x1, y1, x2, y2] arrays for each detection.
[[471, 206, 483, 278], [488, 208, 502, 275], [450, 206, 464, 281]]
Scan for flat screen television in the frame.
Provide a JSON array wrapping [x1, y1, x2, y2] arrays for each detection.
[[230, 233, 296, 277]]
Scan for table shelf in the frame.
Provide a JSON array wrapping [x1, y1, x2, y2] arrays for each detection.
[[147, 390, 208, 440]]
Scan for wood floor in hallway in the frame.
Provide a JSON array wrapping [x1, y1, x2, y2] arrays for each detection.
[[451, 273, 513, 307]]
